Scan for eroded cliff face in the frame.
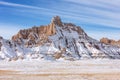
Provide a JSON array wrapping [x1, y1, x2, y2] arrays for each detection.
[[12, 16, 62, 41], [12, 16, 58, 47], [100, 38, 120, 47]]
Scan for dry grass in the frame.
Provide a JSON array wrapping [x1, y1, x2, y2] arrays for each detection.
[[0, 70, 120, 80], [0, 70, 16, 74], [1, 60, 120, 80]]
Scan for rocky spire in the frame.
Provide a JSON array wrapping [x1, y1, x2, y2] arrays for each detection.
[[51, 16, 63, 26]]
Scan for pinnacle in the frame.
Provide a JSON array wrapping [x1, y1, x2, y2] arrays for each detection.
[[51, 16, 63, 26]]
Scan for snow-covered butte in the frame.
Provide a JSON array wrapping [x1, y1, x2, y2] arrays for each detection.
[[0, 16, 120, 61]]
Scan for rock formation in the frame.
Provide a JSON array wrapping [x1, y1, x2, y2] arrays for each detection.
[[100, 38, 120, 47], [0, 16, 120, 61]]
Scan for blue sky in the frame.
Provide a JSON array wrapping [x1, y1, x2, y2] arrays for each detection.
[[0, 0, 120, 40]]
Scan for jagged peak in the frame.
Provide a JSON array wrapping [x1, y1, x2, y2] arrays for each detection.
[[51, 16, 63, 26], [12, 16, 88, 42]]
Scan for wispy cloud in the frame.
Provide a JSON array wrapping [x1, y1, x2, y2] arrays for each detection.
[[0, 0, 120, 39], [63, 0, 120, 11], [0, 1, 44, 10], [61, 0, 120, 26], [0, 1, 65, 14], [1, 0, 120, 28]]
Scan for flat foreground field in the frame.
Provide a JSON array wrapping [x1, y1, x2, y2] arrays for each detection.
[[0, 59, 120, 80]]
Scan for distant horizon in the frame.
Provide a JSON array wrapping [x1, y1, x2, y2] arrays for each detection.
[[0, 0, 120, 40]]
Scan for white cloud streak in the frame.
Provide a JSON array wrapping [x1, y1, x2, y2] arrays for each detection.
[[1, 0, 120, 28], [0, 1, 65, 14], [0, 1, 44, 10], [0, 0, 120, 39], [64, 0, 120, 11]]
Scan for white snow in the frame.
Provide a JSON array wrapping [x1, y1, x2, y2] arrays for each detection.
[[0, 59, 120, 74]]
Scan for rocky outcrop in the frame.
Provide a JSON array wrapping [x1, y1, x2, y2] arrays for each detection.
[[52, 16, 63, 26], [12, 16, 59, 47], [100, 38, 120, 47], [12, 16, 62, 42], [12, 25, 56, 41]]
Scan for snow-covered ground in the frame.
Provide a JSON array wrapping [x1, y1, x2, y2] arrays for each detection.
[[0, 59, 120, 80]]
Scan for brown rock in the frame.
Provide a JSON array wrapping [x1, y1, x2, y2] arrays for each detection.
[[53, 52, 62, 59], [100, 37, 120, 47], [52, 16, 63, 26], [100, 38, 110, 44], [12, 17, 57, 47]]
